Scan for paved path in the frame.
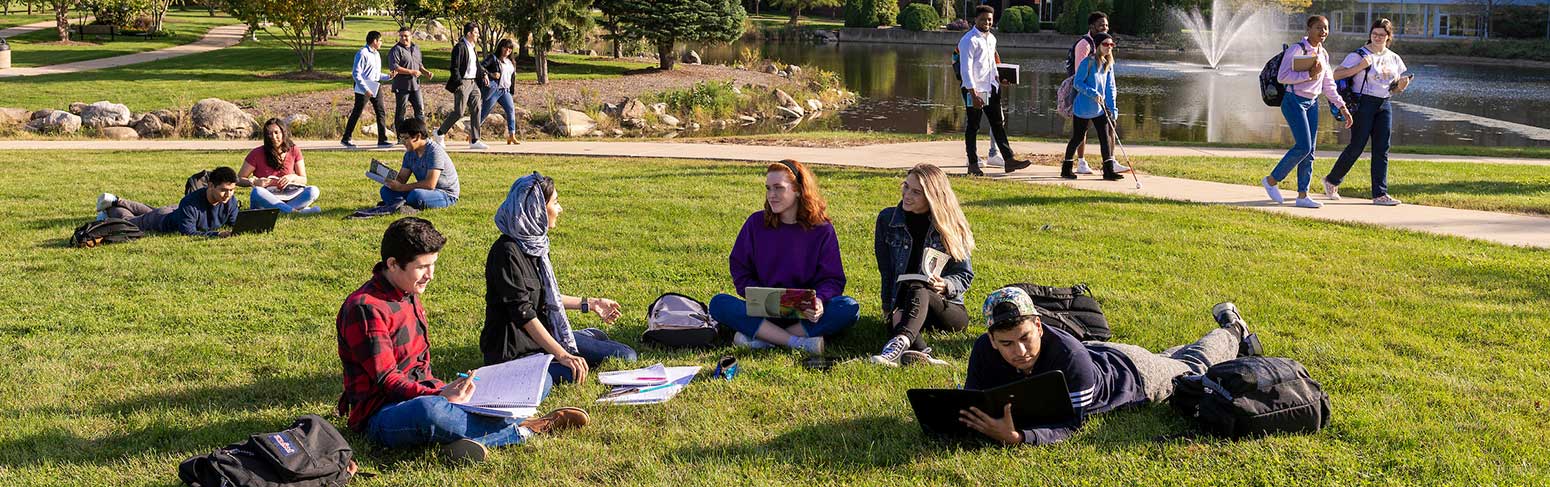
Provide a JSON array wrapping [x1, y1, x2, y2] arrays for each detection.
[[0, 19, 66, 39], [0, 23, 244, 78], [1, 139, 1545, 248]]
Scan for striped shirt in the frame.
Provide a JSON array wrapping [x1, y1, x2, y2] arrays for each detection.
[[965, 325, 1146, 445]]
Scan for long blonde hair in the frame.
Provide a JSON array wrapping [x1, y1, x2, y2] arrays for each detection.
[[908, 164, 974, 261]]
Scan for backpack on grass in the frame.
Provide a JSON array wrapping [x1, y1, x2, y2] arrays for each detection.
[[178, 414, 355, 487], [641, 293, 724, 349], [1259, 41, 1309, 107], [1006, 283, 1111, 341], [70, 218, 144, 248], [185, 169, 211, 195], [1170, 356, 1332, 439]]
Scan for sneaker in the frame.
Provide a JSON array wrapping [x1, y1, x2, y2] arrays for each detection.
[[296, 206, 322, 215], [1003, 158, 1032, 173], [519, 407, 590, 435], [900, 349, 951, 367], [469, 141, 489, 150], [797, 336, 825, 356], [1322, 178, 1341, 200], [1074, 158, 1094, 174], [1112, 161, 1131, 172], [1261, 177, 1284, 204], [732, 332, 773, 350], [95, 193, 117, 213], [870, 335, 910, 367], [441, 438, 488, 464], [1372, 194, 1401, 206], [1211, 302, 1248, 336], [434, 134, 446, 146], [1294, 197, 1323, 209], [986, 153, 1005, 167], [340, 139, 356, 149]]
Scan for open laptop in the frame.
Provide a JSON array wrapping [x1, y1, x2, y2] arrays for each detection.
[[906, 370, 1075, 440], [231, 208, 280, 235]]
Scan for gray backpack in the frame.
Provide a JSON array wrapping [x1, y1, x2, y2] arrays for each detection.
[[641, 293, 723, 349]]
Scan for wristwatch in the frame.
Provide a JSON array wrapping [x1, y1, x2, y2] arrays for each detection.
[[580, 297, 590, 314]]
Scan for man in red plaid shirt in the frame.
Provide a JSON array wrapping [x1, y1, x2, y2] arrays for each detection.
[[336, 217, 590, 462]]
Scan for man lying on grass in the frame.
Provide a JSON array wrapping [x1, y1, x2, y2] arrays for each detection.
[[959, 287, 1254, 445], [335, 217, 589, 463], [94, 166, 240, 238]]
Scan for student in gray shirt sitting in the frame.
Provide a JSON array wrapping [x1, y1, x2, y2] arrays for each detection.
[[387, 27, 433, 135], [379, 119, 460, 210]]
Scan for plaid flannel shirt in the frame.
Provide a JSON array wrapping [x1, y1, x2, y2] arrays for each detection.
[[335, 273, 444, 432]]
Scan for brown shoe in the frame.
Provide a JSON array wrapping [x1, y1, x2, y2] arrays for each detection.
[[519, 407, 590, 435], [506, 134, 518, 145]]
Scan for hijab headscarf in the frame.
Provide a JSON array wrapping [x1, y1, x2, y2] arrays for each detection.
[[494, 172, 577, 354]]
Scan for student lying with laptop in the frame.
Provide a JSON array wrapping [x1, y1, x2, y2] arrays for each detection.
[[959, 287, 1254, 445], [94, 166, 242, 237]]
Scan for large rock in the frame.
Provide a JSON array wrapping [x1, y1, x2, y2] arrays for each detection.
[[31, 109, 55, 121], [786, 65, 803, 77], [427, 20, 449, 39], [0, 107, 31, 125], [776, 106, 804, 120], [132, 113, 172, 138], [547, 109, 596, 137], [191, 98, 258, 139], [27, 111, 82, 134], [658, 113, 681, 128], [81, 101, 134, 128], [360, 123, 380, 136], [759, 61, 780, 74], [620, 98, 647, 120], [807, 99, 824, 113], [681, 50, 701, 65], [150, 109, 180, 127], [649, 103, 667, 115], [100, 126, 140, 140], [68, 102, 88, 115], [280, 113, 310, 129], [773, 89, 805, 117]]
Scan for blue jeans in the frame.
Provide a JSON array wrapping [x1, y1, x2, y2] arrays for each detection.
[[708, 293, 861, 338], [1326, 96, 1392, 198], [250, 186, 320, 213], [1270, 93, 1320, 193], [379, 186, 456, 210], [364, 382, 551, 449], [548, 328, 637, 383], [480, 87, 517, 134]]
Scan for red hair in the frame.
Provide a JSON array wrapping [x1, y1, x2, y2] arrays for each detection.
[[763, 160, 830, 230]]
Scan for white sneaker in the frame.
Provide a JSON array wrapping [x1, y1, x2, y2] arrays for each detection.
[[900, 349, 951, 367], [1294, 197, 1323, 208], [797, 337, 825, 355], [96, 193, 117, 213], [434, 134, 446, 146], [986, 153, 1005, 168], [869, 335, 910, 367], [1112, 161, 1130, 172], [1074, 158, 1094, 174], [469, 141, 489, 150], [1322, 178, 1341, 200], [732, 332, 773, 350], [1372, 194, 1401, 206], [1261, 177, 1284, 204]]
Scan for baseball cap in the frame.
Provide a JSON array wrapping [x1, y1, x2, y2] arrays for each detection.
[[982, 286, 1040, 328]]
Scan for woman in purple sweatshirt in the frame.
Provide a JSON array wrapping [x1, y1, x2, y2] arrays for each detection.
[[1262, 15, 1353, 209], [709, 160, 860, 355]]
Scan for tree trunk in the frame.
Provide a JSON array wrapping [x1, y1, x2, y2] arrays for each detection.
[[54, 1, 68, 42], [790, 7, 801, 25], [657, 40, 676, 70], [536, 48, 549, 84]]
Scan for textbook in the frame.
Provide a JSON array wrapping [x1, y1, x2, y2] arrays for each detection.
[[454, 353, 552, 418], [896, 247, 950, 284], [596, 366, 700, 405], [745, 287, 816, 319], [1291, 54, 1318, 72], [266, 184, 307, 200], [996, 63, 1020, 85], [365, 159, 397, 185]]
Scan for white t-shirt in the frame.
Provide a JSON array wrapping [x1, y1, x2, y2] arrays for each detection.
[[1340, 48, 1407, 99], [498, 59, 515, 90], [462, 40, 478, 79]]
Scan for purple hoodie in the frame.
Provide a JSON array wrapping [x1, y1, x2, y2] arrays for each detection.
[[728, 211, 847, 302]]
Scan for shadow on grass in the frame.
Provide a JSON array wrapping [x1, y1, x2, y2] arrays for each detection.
[[672, 415, 937, 469]]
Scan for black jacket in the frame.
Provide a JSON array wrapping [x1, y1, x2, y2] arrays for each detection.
[[482, 235, 554, 366], [445, 39, 486, 92], [480, 54, 510, 94]]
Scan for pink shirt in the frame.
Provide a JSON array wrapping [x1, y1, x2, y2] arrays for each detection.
[[244, 145, 303, 179], [1276, 38, 1346, 110], [1073, 35, 1092, 66]]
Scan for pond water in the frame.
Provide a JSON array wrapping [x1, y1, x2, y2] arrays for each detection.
[[690, 39, 1550, 148]]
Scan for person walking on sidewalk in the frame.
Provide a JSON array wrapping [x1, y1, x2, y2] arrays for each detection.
[[958, 5, 1030, 177], [342, 30, 391, 149], [387, 27, 433, 137], [1263, 15, 1352, 209], [437, 22, 488, 151], [1323, 18, 1409, 207], [1061, 32, 1125, 181], [1063, 12, 1128, 176], [479, 38, 521, 145]]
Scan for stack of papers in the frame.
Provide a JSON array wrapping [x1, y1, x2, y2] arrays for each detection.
[[454, 353, 553, 418], [596, 365, 701, 405], [599, 363, 670, 387]]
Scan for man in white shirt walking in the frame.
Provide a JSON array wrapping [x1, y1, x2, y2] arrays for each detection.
[[959, 5, 1029, 176], [344, 30, 391, 148], [437, 22, 488, 150]]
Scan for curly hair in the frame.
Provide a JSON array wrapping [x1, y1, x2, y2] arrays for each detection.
[[763, 160, 830, 230]]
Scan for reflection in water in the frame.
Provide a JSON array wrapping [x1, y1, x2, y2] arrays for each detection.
[[689, 40, 1550, 147]]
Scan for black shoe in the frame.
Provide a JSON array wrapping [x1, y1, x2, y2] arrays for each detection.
[[340, 139, 356, 149], [1004, 158, 1032, 173], [1060, 160, 1077, 179], [966, 163, 985, 177], [376, 140, 392, 147], [1102, 159, 1125, 181], [1211, 302, 1262, 357]]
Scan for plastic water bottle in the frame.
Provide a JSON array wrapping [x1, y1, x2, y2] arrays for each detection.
[[1330, 103, 1345, 123]]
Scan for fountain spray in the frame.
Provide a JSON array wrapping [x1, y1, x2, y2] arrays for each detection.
[[1170, 0, 1269, 69]]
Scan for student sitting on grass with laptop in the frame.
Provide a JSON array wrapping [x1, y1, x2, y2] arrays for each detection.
[[336, 217, 590, 463], [380, 119, 460, 210], [870, 163, 974, 367], [709, 160, 860, 355], [960, 287, 1252, 445], [94, 166, 241, 237], [482, 172, 637, 385], [239, 118, 321, 215]]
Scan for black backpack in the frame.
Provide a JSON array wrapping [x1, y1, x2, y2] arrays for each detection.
[[1007, 283, 1111, 341], [185, 170, 211, 195], [1064, 34, 1093, 77], [71, 218, 145, 248], [1334, 47, 1372, 108], [1259, 41, 1309, 107], [1170, 357, 1332, 439], [178, 414, 355, 487], [641, 293, 725, 349]]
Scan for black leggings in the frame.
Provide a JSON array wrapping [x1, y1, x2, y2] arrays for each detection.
[[1064, 115, 1113, 162], [889, 281, 969, 350]]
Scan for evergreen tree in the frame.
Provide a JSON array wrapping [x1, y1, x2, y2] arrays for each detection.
[[616, 0, 748, 70]]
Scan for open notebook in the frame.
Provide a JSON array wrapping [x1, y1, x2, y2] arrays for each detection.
[[454, 353, 553, 418], [596, 366, 700, 405]]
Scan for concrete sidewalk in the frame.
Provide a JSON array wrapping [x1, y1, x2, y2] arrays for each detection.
[[0, 19, 68, 39], [0, 23, 244, 78], [1, 139, 1545, 248]]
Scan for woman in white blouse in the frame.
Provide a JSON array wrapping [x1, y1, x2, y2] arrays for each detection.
[[1323, 18, 1411, 206], [480, 38, 520, 145]]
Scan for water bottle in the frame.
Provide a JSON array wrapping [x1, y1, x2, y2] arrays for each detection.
[[1330, 103, 1345, 123]]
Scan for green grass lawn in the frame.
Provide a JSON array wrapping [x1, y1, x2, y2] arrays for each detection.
[[2, 12, 234, 68], [0, 16, 652, 112], [748, 12, 846, 29], [0, 13, 56, 30], [1, 151, 1547, 485]]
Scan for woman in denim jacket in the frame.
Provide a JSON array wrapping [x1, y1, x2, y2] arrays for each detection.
[[870, 164, 975, 367]]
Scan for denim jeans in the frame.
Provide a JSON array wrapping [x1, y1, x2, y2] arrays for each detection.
[[379, 186, 456, 210], [250, 186, 320, 213], [708, 294, 861, 338], [1326, 95, 1392, 198], [1270, 93, 1320, 193], [547, 328, 638, 383], [480, 87, 517, 134], [364, 382, 552, 449]]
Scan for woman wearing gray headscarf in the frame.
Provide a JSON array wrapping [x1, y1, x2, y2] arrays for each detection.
[[482, 172, 636, 384]]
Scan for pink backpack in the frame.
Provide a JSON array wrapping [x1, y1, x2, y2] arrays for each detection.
[[1057, 76, 1076, 119]]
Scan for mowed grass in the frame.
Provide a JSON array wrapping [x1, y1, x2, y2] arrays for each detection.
[[0, 16, 652, 112], [0, 13, 55, 30], [2, 11, 235, 68], [0, 150, 1548, 485]]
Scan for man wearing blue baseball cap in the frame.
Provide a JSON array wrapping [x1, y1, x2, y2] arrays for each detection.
[[957, 286, 1256, 445]]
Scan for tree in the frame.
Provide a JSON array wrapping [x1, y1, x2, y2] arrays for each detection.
[[768, 0, 843, 25], [389, 0, 438, 30], [225, 0, 367, 71], [499, 0, 593, 84], [595, 0, 631, 58], [615, 0, 747, 70]]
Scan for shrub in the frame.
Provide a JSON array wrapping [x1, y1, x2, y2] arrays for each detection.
[[1003, 5, 1038, 33], [869, 0, 899, 26], [900, 3, 941, 32], [844, 0, 899, 28], [1056, 0, 1094, 34], [999, 5, 1024, 33], [946, 18, 970, 31]]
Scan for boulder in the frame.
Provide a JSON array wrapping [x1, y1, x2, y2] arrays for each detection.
[[0, 107, 31, 125], [776, 106, 804, 120], [100, 126, 140, 140], [414, 31, 429, 40], [681, 50, 701, 65], [68, 102, 87, 115], [360, 123, 379, 136], [658, 114, 681, 128], [773, 89, 805, 117], [480, 113, 508, 135], [81, 101, 134, 128], [759, 61, 780, 74], [31, 109, 55, 121], [191, 98, 258, 139], [814, 30, 838, 43], [547, 108, 596, 137], [649, 103, 667, 115], [610, 128, 624, 137], [280, 113, 311, 129], [132, 113, 171, 138], [736, 115, 758, 125], [621, 117, 646, 129], [150, 109, 180, 127], [620, 98, 647, 120], [433, 33, 447, 42], [806, 99, 824, 113], [28, 111, 82, 134], [427, 20, 449, 39], [787, 65, 803, 77], [686, 122, 701, 131]]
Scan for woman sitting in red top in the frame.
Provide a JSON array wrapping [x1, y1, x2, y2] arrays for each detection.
[[239, 118, 321, 214]]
